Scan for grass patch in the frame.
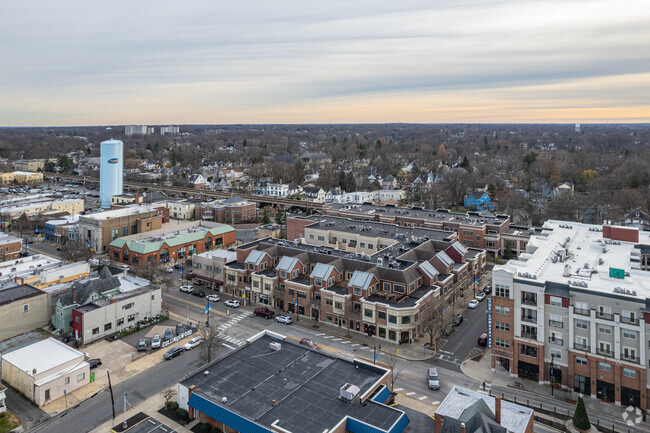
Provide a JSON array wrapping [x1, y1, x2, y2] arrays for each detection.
[[0, 410, 21, 433]]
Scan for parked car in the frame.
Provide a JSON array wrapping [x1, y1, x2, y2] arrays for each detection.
[[468, 299, 479, 309], [192, 290, 206, 298], [151, 334, 161, 348], [176, 324, 186, 335], [137, 338, 148, 351], [224, 300, 240, 308], [483, 285, 492, 294], [164, 346, 183, 360], [453, 314, 463, 326], [300, 338, 318, 349], [275, 315, 292, 325], [165, 267, 174, 273], [179, 285, 193, 293], [164, 328, 174, 341], [476, 292, 486, 302], [254, 307, 275, 319], [184, 336, 202, 350], [174, 263, 183, 269], [88, 358, 102, 369], [427, 367, 440, 390], [477, 333, 488, 346], [207, 294, 220, 302], [193, 278, 204, 285]]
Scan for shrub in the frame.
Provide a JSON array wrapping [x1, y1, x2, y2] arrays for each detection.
[[176, 408, 189, 420], [572, 397, 591, 431], [168, 401, 179, 411], [200, 423, 212, 433]]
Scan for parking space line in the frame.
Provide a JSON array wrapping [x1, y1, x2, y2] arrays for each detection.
[[406, 392, 416, 396], [418, 396, 428, 400], [222, 343, 236, 349]]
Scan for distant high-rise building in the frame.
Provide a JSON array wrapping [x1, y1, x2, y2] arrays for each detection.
[[160, 126, 180, 135], [125, 125, 151, 136], [575, 123, 581, 133], [100, 139, 124, 208]]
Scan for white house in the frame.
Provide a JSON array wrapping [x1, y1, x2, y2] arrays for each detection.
[[266, 183, 289, 197], [303, 187, 326, 203], [373, 190, 406, 204]]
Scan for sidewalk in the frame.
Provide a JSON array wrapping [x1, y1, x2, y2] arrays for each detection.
[[291, 314, 437, 361], [461, 349, 649, 429]]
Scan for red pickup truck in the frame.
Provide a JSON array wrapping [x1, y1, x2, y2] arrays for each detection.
[[254, 307, 275, 319]]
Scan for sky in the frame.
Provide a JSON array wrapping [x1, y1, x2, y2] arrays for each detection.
[[1, 0, 649, 126]]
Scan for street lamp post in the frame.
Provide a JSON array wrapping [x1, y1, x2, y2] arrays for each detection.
[[550, 359, 555, 396]]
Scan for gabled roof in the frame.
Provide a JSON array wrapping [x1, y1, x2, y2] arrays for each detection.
[[276, 256, 300, 272], [57, 274, 121, 307], [435, 251, 454, 267], [348, 271, 374, 291], [450, 241, 467, 256], [109, 225, 233, 254], [418, 261, 439, 279], [245, 250, 267, 266], [310, 263, 335, 280]]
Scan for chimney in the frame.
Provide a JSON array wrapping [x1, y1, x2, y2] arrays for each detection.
[[72, 286, 77, 303], [460, 423, 466, 433], [494, 396, 501, 424], [135, 190, 140, 203]]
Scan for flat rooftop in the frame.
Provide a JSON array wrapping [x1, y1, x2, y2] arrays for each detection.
[[325, 203, 510, 227], [0, 233, 22, 246], [80, 205, 158, 221], [0, 283, 43, 306], [503, 220, 650, 299], [1, 337, 84, 376], [182, 334, 405, 433]]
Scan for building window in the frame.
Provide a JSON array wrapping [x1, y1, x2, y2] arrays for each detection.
[[117, 318, 124, 326], [353, 287, 361, 296], [550, 348, 562, 359], [495, 338, 510, 348], [326, 298, 333, 306], [495, 321, 510, 331], [297, 291, 307, 299], [575, 336, 588, 350], [45, 389, 50, 401], [104, 323, 112, 331], [335, 302, 342, 310], [622, 329, 636, 340], [328, 277, 335, 287], [575, 319, 588, 329], [314, 278, 321, 286], [393, 285, 405, 294], [288, 289, 295, 297], [598, 362, 611, 372], [353, 302, 361, 311], [364, 309, 373, 318], [576, 356, 587, 366], [122, 302, 134, 310], [495, 305, 510, 316], [623, 368, 636, 378], [388, 315, 397, 324], [598, 325, 611, 335], [65, 377, 70, 385], [92, 327, 99, 335], [549, 315, 563, 327], [77, 373, 85, 382], [23, 304, 29, 312], [378, 311, 386, 320], [401, 316, 411, 324], [280, 270, 286, 278], [111, 228, 119, 240], [495, 284, 510, 298], [550, 296, 562, 307], [383, 282, 391, 291], [127, 314, 135, 322]]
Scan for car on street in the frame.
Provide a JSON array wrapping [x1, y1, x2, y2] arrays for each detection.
[[476, 292, 486, 302], [468, 299, 479, 309], [179, 285, 193, 293], [164, 346, 183, 360], [477, 333, 488, 346], [224, 300, 240, 308], [427, 367, 440, 390], [453, 314, 463, 326], [275, 315, 292, 325], [300, 338, 318, 349], [137, 338, 148, 351], [88, 358, 102, 369], [483, 285, 492, 294], [151, 334, 161, 348], [207, 294, 220, 302], [192, 290, 206, 298], [165, 267, 174, 273], [164, 328, 174, 341], [184, 336, 202, 350], [193, 278, 204, 285], [254, 307, 275, 319]]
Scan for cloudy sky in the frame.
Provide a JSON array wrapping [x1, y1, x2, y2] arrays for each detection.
[[1, 0, 649, 126]]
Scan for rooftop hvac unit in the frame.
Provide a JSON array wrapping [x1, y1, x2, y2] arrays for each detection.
[[269, 342, 281, 351], [340, 383, 360, 401]]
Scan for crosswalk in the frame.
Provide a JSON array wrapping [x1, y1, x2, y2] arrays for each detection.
[[219, 310, 253, 348], [313, 333, 374, 350], [434, 350, 463, 365]]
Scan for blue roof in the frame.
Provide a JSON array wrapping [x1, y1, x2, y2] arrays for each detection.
[[310, 263, 335, 280]]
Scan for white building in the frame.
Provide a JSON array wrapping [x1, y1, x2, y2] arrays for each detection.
[[266, 183, 289, 197], [372, 189, 406, 204], [191, 249, 237, 289], [160, 126, 180, 135], [1, 338, 90, 406], [125, 125, 152, 136]]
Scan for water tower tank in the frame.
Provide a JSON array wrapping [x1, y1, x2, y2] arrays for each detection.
[[100, 139, 124, 208]]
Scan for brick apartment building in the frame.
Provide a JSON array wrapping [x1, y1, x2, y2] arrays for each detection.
[[219, 215, 486, 344], [194, 196, 257, 224], [491, 221, 650, 409], [0, 233, 22, 261], [323, 203, 532, 261]]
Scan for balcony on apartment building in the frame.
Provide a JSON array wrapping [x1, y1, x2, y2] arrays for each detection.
[[621, 353, 640, 364], [620, 316, 639, 325], [573, 343, 590, 352], [573, 307, 590, 317], [596, 347, 614, 358], [521, 313, 537, 324], [521, 293, 537, 306], [596, 311, 614, 321], [548, 336, 564, 345], [548, 319, 563, 328]]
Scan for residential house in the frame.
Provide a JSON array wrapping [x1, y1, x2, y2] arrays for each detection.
[[266, 183, 289, 198], [381, 175, 397, 190], [0, 283, 49, 341], [621, 208, 650, 230], [188, 174, 207, 189], [464, 191, 494, 211], [287, 183, 302, 196], [303, 187, 325, 203]]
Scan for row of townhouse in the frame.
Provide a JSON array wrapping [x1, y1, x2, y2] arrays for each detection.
[[491, 221, 650, 409], [193, 217, 486, 344], [323, 203, 532, 261]]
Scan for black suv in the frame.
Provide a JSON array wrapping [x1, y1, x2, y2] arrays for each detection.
[[192, 290, 206, 298], [164, 346, 183, 360]]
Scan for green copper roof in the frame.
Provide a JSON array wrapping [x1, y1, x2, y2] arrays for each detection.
[[109, 225, 234, 254]]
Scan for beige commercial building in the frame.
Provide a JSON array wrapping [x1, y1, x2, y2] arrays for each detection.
[[13, 159, 46, 172], [0, 284, 49, 341], [1, 338, 90, 407], [0, 198, 84, 219]]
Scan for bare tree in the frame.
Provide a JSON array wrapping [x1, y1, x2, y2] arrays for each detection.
[[423, 296, 444, 350], [383, 348, 403, 391], [161, 387, 176, 406], [61, 239, 91, 262], [137, 260, 174, 286], [198, 321, 223, 364]]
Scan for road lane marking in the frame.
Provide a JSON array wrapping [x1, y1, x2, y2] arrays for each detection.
[[323, 336, 334, 339], [222, 343, 236, 349], [418, 396, 428, 400], [340, 341, 351, 344], [164, 293, 229, 317], [332, 338, 342, 341], [394, 388, 403, 392], [315, 333, 326, 336], [351, 344, 360, 347], [432, 401, 440, 406], [406, 392, 416, 396]]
